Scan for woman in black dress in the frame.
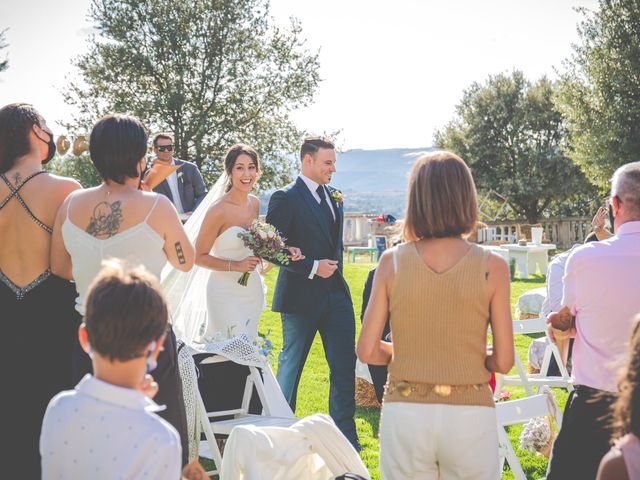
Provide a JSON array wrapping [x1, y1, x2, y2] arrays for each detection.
[[0, 103, 81, 478]]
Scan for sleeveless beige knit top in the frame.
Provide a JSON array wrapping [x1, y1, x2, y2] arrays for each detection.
[[384, 241, 494, 407]]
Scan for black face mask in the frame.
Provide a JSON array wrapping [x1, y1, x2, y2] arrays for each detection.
[[39, 130, 56, 165]]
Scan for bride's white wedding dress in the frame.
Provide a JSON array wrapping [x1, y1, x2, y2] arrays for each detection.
[[161, 177, 294, 458], [204, 226, 265, 339], [197, 224, 293, 418]]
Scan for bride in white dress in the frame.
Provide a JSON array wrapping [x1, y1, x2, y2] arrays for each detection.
[[194, 144, 302, 338], [161, 144, 302, 427]]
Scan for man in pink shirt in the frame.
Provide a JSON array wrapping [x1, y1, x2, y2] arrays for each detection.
[[546, 161, 640, 479]]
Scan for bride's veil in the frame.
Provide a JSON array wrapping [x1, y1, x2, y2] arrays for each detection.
[[160, 172, 229, 344]]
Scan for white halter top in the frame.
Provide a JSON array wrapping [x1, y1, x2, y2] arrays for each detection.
[[61, 193, 166, 315]]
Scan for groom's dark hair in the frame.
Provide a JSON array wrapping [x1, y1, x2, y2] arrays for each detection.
[[300, 136, 335, 162]]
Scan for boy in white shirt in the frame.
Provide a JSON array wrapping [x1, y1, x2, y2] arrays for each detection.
[[40, 261, 181, 480]]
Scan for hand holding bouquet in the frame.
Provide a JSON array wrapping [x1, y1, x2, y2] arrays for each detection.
[[236, 220, 300, 286]]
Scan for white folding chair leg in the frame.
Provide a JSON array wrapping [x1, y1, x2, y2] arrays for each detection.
[[497, 425, 527, 480], [514, 351, 534, 396], [240, 373, 254, 413], [541, 343, 574, 393], [248, 366, 272, 415], [196, 385, 223, 476]]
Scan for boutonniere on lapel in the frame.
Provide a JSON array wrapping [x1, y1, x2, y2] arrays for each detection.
[[177, 171, 185, 184], [330, 188, 344, 205]]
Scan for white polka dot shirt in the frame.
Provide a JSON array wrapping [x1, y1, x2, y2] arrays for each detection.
[[40, 375, 181, 480]]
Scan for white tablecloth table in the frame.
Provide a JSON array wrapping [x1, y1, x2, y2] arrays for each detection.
[[502, 243, 556, 279]]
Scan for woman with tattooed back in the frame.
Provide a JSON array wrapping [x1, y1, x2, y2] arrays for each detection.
[[50, 113, 195, 465], [0, 103, 81, 479]]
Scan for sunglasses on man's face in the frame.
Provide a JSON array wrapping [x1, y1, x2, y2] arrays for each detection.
[[156, 145, 174, 152]]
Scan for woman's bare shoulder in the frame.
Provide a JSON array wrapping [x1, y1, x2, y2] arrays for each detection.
[[45, 173, 82, 191], [205, 195, 230, 217], [486, 250, 509, 272], [597, 447, 628, 480]]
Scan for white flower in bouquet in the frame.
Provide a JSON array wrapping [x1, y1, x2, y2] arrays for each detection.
[[519, 417, 552, 455], [236, 219, 291, 286]]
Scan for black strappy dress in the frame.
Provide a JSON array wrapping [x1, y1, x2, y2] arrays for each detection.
[[0, 171, 81, 479]]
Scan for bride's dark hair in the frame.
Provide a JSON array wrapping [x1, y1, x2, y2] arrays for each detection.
[[223, 144, 260, 192]]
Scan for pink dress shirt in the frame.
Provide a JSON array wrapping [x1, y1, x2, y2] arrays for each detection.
[[562, 221, 640, 392]]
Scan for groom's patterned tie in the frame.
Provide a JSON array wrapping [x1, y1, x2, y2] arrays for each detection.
[[316, 185, 335, 228]]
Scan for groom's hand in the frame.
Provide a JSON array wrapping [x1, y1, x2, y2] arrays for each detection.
[[316, 259, 338, 278]]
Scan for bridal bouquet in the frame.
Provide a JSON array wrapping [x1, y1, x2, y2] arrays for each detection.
[[237, 219, 290, 286], [520, 416, 554, 458]]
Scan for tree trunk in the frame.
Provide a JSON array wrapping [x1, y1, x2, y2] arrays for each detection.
[[524, 204, 539, 224]]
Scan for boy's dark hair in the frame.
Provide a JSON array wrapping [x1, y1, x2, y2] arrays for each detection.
[[89, 114, 148, 184], [152, 132, 173, 146], [299, 136, 335, 162], [0, 103, 42, 173], [84, 261, 168, 362]]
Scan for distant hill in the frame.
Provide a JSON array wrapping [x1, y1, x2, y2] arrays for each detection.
[[260, 146, 435, 217], [332, 147, 434, 193]]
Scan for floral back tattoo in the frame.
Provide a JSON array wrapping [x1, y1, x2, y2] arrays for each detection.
[[86, 201, 124, 238]]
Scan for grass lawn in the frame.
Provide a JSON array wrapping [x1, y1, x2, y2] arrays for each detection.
[[251, 263, 560, 480]]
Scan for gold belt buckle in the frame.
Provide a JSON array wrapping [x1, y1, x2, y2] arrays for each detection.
[[396, 380, 412, 397], [433, 384, 452, 397]]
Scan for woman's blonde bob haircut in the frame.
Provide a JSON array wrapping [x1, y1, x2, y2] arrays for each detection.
[[403, 151, 478, 241]]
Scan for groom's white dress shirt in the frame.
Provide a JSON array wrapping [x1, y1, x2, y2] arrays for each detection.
[[40, 374, 181, 480], [298, 174, 336, 279]]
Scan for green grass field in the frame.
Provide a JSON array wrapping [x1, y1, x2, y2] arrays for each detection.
[[252, 263, 560, 480]]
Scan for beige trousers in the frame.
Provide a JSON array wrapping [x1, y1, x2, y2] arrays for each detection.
[[379, 402, 499, 480]]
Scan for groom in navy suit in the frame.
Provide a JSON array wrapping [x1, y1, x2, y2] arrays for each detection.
[[266, 136, 359, 448]]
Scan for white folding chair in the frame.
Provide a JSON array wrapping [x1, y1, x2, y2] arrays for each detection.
[[195, 355, 298, 477], [495, 318, 573, 396], [496, 386, 563, 480]]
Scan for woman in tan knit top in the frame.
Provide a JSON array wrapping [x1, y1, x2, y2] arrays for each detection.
[[357, 151, 514, 479]]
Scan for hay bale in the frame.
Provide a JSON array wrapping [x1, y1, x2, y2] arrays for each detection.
[[355, 377, 381, 408]]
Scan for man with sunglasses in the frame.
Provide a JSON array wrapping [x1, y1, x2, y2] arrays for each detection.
[[545, 161, 640, 480], [151, 133, 207, 218]]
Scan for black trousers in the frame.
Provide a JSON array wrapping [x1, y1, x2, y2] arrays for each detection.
[[547, 385, 616, 480]]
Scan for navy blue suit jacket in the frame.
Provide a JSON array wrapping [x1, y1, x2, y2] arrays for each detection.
[[266, 177, 350, 313]]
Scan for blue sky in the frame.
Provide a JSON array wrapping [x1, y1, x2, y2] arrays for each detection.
[[0, 0, 599, 150]]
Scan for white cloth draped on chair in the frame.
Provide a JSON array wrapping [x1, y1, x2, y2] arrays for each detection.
[[176, 341, 202, 460], [182, 334, 293, 418], [220, 414, 370, 480]]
